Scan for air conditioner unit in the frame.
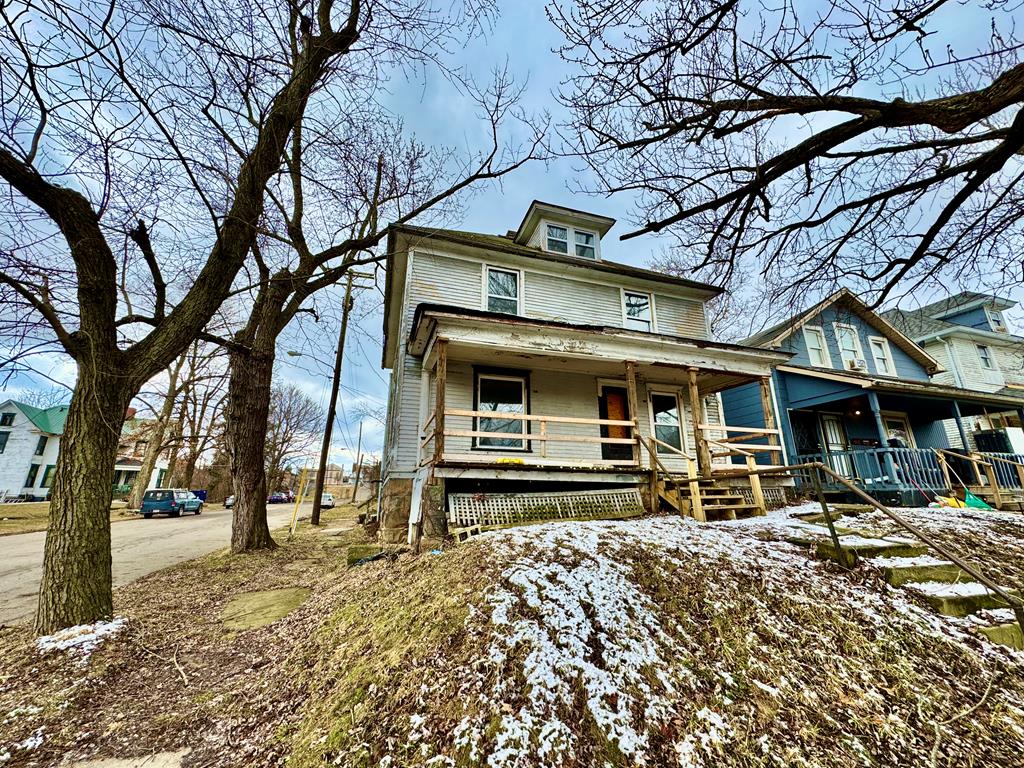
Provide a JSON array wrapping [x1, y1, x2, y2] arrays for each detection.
[[847, 358, 868, 372]]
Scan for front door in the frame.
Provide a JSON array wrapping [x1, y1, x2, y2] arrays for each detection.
[[598, 385, 633, 461], [820, 414, 853, 478]]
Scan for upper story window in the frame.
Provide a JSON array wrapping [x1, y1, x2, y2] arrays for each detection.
[[977, 344, 996, 370], [868, 336, 895, 376], [35, 435, 47, 456], [0, 432, 8, 454], [134, 439, 149, 455], [545, 223, 598, 259], [802, 326, 831, 368], [0, 412, 13, 426], [574, 230, 596, 259], [546, 225, 568, 254], [485, 266, 520, 315], [986, 307, 1008, 333], [834, 323, 864, 370], [623, 290, 653, 332]]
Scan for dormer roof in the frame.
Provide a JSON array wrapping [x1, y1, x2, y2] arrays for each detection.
[[512, 200, 616, 246]]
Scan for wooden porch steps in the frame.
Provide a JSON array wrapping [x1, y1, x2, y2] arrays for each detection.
[[654, 476, 763, 521]]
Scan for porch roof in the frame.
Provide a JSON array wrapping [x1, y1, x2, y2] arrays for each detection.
[[778, 364, 1024, 414], [409, 304, 792, 393]]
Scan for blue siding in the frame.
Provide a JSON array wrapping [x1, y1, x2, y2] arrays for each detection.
[[940, 306, 990, 330], [776, 305, 930, 380], [720, 381, 770, 465]]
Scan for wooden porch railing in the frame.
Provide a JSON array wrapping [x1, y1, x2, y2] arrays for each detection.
[[699, 424, 783, 463]]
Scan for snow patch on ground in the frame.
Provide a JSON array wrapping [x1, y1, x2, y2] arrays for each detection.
[[35, 618, 126, 657], [907, 581, 993, 597], [867, 554, 952, 568], [441, 513, 992, 767]]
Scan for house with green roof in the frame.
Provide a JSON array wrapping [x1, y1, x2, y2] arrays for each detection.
[[0, 399, 168, 500]]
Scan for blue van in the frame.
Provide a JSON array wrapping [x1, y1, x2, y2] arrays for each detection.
[[140, 488, 203, 518]]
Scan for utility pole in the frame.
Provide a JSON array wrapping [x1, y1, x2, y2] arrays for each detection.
[[350, 420, 364, 503], [311, 271, 371, 525]]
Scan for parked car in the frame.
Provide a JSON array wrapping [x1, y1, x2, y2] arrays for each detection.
[[267, 492, 288, 504], [321, 492, 335, 509], [224, 495, 235, 509], [140, 489, 203, 518]]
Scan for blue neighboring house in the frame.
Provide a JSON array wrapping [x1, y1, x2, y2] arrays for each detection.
[[721, 289, 1024, 505]]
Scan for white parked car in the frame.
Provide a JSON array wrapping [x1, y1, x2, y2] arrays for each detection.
[[320, 492, 335, 509]]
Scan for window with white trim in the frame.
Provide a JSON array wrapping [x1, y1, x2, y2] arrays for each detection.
[[834, 323, 864, 369], [544, 223, 599, 259], [475, 373, 528, 450], [623, 291, 653, 332], [0, 412, 13, 427], [650, 393, 684, 454], [546, 225, 568, 254], [485, 266, 520, 315], [574, 230, 596, 259], [986, 307, 1007, 333], [868, 336, 895, 376], [802, 326, 830, 368], [977, 344, 995, 370]]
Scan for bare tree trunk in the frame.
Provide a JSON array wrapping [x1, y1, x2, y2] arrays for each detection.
[[226, 339, 277, 552], [129, 360, 182, 507], [36, 368, 132, 633]]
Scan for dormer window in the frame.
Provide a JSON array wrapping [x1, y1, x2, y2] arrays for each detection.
[[546, 225, 568, 254], [623, 290, 653, 332], [544, 223, 599, 259], [986, 307, 1007, 333], [574, 230, 596, 259]]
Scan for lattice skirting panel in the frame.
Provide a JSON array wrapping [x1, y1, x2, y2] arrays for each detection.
[[448, 487, 645, 530], [739, 486, 787, 509]]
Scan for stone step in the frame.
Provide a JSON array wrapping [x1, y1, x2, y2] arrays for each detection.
[[978, 622, 1024, 650], [817, 536, 929, 567], [865, 555, 966, 586], [905, 581, 1020, 618]]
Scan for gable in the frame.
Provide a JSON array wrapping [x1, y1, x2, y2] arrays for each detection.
[[745, 289, 940, 376], [772, 305, 933, 380]]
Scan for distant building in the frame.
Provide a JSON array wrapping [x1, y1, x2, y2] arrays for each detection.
[[0, 400, 168, 500]]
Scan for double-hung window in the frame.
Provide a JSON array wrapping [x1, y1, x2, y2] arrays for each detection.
[[623, 291, 653, 332], [0, 412, 13, 426], [574, 230, 596, 259], [475, 373, 528, 450], [40, 464, 56, 488], [868, 337, 894, 376], [545, 224, 598, 259], [486, 267, 520, 315], [834, 324, 863, 369], [977, 344, 995, 370], [802, 327, 830, 368], [35, 436, 47, 456], [546, 225, 569, 254], [0, 432, 8, 454], [25, 464, 40, 488], [650, 393, 684, 454]]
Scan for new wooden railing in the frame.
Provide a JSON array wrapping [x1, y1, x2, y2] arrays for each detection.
[[699, 424, 783, 463]]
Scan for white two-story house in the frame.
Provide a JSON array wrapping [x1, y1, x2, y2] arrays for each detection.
[[884, 292, 1024, 452], [378, 201, 790, 545]]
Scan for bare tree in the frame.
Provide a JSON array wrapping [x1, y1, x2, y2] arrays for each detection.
[[264, 383, 322, 492], [0, 0, 451, 633], [222, 71, 544, 553], [552, 0, 1024, 310]]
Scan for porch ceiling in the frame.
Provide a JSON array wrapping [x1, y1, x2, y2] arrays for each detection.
[[411, 305, 790, 393]]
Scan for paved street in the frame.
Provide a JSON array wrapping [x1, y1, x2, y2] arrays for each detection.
[[0, 504, 304, 627]]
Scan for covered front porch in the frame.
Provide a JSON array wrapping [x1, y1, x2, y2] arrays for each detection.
[[782, 367, 1024, 503], [408, 306, 791, 523]]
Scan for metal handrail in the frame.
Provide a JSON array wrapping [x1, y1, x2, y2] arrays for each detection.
[[717, 460, 1024, 636]]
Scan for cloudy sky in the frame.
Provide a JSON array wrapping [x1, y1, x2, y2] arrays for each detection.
[[4, 0, 1021, 474]]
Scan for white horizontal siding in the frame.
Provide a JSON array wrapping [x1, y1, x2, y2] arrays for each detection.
[[523, 270, 621, 326], [655, 294, 707, 338]]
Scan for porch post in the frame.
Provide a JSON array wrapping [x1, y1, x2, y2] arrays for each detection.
[[624, 360, 641, 466], [688, 368, 712, 477], [867, 391, 899, 485], [951, 400, 970, 450], [1017, 408, 1024, 430], [433, 339, 448, 465], [758, 376, 781, 465]]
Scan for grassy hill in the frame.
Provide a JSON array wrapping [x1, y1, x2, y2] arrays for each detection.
[[1, 508, 1023, 767]]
